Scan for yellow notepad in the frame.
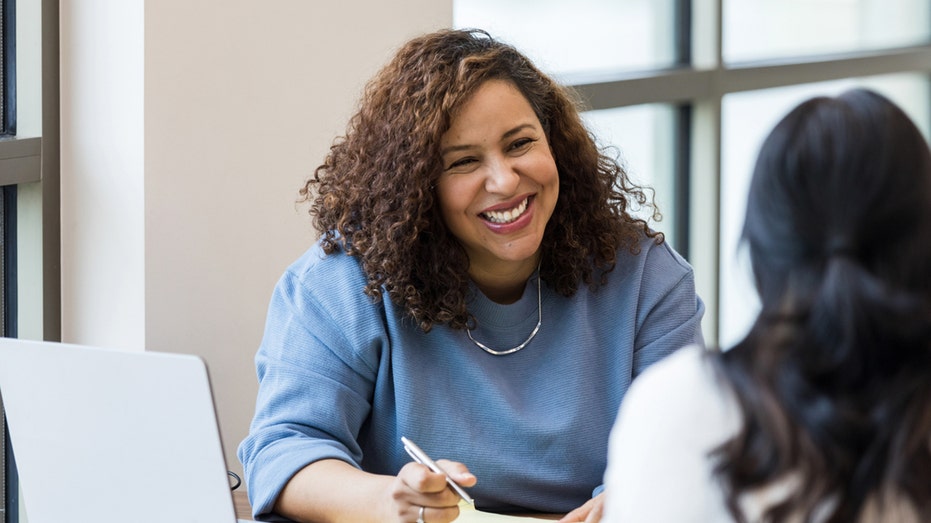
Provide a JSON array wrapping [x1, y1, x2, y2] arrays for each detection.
[[456, 500, 557, 522]]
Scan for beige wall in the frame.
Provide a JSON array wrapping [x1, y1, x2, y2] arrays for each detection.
[[60, 1, 452, 479]]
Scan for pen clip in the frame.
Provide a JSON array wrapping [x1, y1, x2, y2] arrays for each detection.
[[401, 436, 474, 505]]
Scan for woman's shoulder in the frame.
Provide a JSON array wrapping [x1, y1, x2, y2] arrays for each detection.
[[630, 233, 693, 274], [603, 234, 699, 308], [274, 239, 379, 319], [605, 233, 693, 283], [267, 239, 389, 362], [284, 239, 367, 287], [620, 345, 739, 435], [629, 345, 717, 395], [606, 345, 741, 520]]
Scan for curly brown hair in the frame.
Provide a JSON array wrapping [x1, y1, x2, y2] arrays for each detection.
[[301, 28, 661, 332]]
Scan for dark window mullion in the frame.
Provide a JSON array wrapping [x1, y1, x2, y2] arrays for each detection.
[[672, 0, 692, 259], [674, 0, 692, 67], [1, 0, 14, 135], [2, 185, 17, 523], [3, 186, 14, 336], [0, 183, 5, 523], [673, 105, 692, 260]]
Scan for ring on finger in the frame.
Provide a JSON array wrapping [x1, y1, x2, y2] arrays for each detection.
[[416, 505, 426, 523]]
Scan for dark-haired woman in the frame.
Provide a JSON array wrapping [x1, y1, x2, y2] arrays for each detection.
[[604, 88, 931, 522], [239, 28, 704, 523]]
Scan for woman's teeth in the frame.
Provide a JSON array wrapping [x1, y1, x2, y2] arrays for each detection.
[[482, 197, 529, 224]]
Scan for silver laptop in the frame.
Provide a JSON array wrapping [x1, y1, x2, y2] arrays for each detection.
[[0, 338, 251, 523]]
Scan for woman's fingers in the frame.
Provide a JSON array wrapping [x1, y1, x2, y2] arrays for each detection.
[[435, 459, 478, 488], [391, 462, 464, 519], [556, 493, 605, 523], [398, 462, 457, 497]]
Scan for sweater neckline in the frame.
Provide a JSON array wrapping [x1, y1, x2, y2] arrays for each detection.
[[467, 270, 543, 330]]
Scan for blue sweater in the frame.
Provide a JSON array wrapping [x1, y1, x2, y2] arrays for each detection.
[[238, 236, 704, 519]]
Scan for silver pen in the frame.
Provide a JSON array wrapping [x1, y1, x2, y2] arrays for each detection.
[[401, 436, 474, 504]]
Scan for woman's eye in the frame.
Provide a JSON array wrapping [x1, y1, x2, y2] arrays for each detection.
[[447, 157, 477, 170], [510, 137, 536, 151]]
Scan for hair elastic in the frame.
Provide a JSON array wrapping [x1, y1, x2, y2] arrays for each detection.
[[826, 237, 856, 258]]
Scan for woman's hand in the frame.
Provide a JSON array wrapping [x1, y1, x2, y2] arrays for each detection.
[[383, 459, 477, 523], [556, 492, 605, 523], [275, 458, 476, 523]]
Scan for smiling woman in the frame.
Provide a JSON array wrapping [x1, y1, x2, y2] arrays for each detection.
[[238, 28, 705, 523]]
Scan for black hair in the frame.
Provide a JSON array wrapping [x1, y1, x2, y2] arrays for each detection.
[[712, 88, 931, 522]]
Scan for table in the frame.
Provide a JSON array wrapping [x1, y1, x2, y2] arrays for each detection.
[[233, 490, 253, 521], [232, 490, 563, 521]]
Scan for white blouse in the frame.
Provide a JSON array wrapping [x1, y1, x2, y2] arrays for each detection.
[[603, 345, 919, 522]]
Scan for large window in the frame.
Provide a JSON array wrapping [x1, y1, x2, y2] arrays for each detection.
[[456, 0, 931, 347]]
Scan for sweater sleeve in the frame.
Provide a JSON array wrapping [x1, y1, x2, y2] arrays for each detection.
[[237, 266, 382, 521]]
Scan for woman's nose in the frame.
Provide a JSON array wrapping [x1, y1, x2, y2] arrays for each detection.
[[484, 157, 520, 194]]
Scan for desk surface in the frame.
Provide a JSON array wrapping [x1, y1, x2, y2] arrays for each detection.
[[232, 490, 563, 521], [233, 490, 253, 521]]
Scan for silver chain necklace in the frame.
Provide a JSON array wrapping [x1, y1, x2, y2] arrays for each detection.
[[466, 271, 542, 356]]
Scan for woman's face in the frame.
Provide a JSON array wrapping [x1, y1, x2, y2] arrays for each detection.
[[436, 79, 559, 279]]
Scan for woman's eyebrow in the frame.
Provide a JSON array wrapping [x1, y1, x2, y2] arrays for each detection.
[[501, 123, 536, 140], [440, 143, 475, 156]]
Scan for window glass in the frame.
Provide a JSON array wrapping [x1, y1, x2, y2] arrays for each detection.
[[718, 74, 930, 348], [724, 0, 931, 63], [582, 105, 678, 248], [454, 0, 678, 80]]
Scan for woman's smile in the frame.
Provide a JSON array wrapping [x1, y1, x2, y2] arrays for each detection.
[[481, 195, 533, 226]]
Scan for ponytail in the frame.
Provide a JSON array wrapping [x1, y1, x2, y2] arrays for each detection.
[[807, 252, 931, 382]]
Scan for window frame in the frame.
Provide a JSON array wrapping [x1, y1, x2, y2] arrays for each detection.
[[0, 0, 59, 340]]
